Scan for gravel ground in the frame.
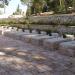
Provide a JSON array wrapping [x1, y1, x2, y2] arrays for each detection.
[[0, 35, 74, 75]]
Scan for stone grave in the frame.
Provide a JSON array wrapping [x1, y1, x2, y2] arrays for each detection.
[[21, 34, 44, 43], [25, 30, 30, 33], [11, 27, 17, 32], [65, 34, 74, 40], [43, 37, 70, 50], [30, 35, 56, 46], [32, 30, 38, 34], [59, 41, 75, 57], [18, 29, 22, 32], [41, 31, 46, 35], [51, 33, 59, 37]]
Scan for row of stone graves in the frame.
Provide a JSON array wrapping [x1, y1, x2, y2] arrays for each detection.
[[0, 26, 75, 57]]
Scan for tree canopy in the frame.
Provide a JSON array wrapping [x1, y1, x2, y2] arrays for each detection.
[[20, 0, 75, 14]]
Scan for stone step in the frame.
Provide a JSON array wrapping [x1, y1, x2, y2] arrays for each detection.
[[43, 37, 71, 50], [59, 41, 75, 57]]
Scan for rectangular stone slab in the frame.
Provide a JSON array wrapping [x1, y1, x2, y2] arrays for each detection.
[[59, 41, 75, 57], [43, 37, 70, 50], [4, 32, 31, 40], [30, 35, 56, 46], [51, 33, 59, 37], [10, 32, 32, 40], [21, 34, 44, 43], [15, 33, 37, 41]]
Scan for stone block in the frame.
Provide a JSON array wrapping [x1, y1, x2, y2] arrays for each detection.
[[25, 30, 30, 33], [65, 34, 74, 40], [8, 27, 12, 30], [21, 34, 44, 43], [11, 27, 17, 32], [43, 37, 70, 50], [51, 33, 59, 37], [18, 29, 22, 32], [31, 35, 56, 46], [59, 41, 75, 57], [32, 30, 38, 34], [41, 31, 46, 35], [13, 32, 32, 40]]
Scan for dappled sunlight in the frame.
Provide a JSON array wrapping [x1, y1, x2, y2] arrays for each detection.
[[0, 55, 27, 69], [16, 52, 28, 56], [0, 56, 25, 64], [32, 54, 46, 60], [16, 51, 31, 56], [0, 52, 6, 55], [2, 47, 17, 51], [0, 53, 51, 71]]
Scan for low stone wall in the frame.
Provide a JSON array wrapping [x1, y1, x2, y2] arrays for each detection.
[[29, 25, 75, 34], [29, 14, 75, 25]]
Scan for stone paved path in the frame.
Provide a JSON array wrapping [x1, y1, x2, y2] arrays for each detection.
[[0, 35, 75, 75]]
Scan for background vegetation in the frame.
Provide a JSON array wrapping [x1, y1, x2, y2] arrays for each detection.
[[21, 0, 75, 14]]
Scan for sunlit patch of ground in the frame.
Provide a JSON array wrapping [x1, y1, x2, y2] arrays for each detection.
[[0, 35, 74, 75]]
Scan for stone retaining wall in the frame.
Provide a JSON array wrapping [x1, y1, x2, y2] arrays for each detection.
[[29, 14, 75, 25]]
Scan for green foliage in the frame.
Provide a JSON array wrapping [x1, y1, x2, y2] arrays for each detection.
[[0, 4, 4, 8], [21, 0, 30, 4], [20, 0, 75, 14], [31, 0, 44, 14]]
